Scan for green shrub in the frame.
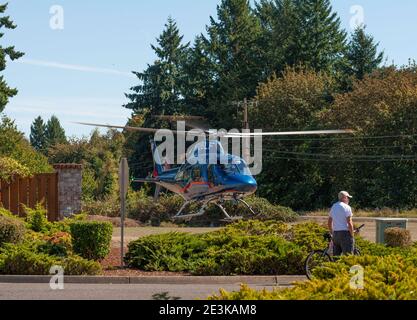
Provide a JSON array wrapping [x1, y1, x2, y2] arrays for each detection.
[[384, 228, 412, 248], [209, 253, 417, 300], [24, 204, 51, 232], [0, 207, 18, 219], [69, 221, 113, 260], [288, 222, 328, 252], [0, 116, 53, 175], [0, 242, 102, 275], [0, 157, 31, 183], [0, 244, 58, 275], [38, 231, 73, 257], [124, 220, 417, 277], [124, 221, 309, 275], [82, 196, 120, 217], [0, 215, 26, 246], [127, 193, 296, 225], [63, 255, 102, 275], [124, 232, 205, 272], [234, 196, 297, 222]]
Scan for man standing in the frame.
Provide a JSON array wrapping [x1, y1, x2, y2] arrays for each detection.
[[328, 191, 354, 256]]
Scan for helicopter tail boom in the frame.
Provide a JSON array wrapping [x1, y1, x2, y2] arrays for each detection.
[[150, 139, 166, 177]]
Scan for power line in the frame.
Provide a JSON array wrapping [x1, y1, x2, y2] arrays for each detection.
[[261, 149, 417, 159], [261, 133, 417, 142], [264, 142, 417, 151], [261, 155, 417, 163]]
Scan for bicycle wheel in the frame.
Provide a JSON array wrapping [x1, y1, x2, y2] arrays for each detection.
[[305, 250, 332, 280]]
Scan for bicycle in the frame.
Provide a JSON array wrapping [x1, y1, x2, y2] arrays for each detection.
[[304, 224, 365, 280]]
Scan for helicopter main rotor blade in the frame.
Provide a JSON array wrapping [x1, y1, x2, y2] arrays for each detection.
[[224, 129, 354, 137], [153, 115, 211, 132], [75, 123, 354, 137], [74, 122, 191, 135]]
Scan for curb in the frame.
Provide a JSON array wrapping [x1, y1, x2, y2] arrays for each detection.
[[0, 275, 306, 285]]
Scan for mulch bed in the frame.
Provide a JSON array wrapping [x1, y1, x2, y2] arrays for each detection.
[[101, 247, 190, 277]]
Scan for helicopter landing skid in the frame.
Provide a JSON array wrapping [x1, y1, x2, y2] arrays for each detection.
[[172, 198, 258, 221], [172, 200, 209, 221]]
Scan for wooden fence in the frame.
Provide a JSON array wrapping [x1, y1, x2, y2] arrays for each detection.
[[0, 173, 59, 221]]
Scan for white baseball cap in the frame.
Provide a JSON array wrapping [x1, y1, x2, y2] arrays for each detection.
[[338, 191, 353, 200]]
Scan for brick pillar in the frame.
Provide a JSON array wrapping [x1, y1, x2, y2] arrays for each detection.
[[53, 164, 83, 219]]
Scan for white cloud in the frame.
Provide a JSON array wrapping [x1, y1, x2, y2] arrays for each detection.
[[16, 58, 136, 78]]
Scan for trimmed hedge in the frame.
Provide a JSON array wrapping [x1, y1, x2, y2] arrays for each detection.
[[0, 215, 26, 246], [69, 221, 113, 261]]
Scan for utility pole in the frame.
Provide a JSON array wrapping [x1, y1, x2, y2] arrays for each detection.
[[242, 98, 250, 164], [119, 158, 129, 268]]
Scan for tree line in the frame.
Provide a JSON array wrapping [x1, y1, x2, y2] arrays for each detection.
[[123, 0, 415, 211], [2, 1, 416, 211]]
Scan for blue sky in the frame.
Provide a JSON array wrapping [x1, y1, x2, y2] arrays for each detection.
[[2, 0, 417, 138]]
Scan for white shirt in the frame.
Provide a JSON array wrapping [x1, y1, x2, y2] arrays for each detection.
[[330, 202, 353, 231]]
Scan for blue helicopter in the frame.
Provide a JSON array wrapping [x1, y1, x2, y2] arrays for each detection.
[[133, 139, 259, 220], [78, 117, 352, 220]]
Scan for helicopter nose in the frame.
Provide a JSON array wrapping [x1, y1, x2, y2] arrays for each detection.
[[239, 177, 257, 194], [247, 179, 258, 193]]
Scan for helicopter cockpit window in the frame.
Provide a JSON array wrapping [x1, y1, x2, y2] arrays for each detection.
[[219, 160, 251, 176], [175, 170, 184, 181], [219, 163, 239, 175], [235, 161, 252, 176]]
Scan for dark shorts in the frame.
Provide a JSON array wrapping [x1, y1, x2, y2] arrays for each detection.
[[333, 231, 354, 256]]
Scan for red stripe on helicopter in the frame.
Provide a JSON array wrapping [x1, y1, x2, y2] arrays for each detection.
[[181, 182, 209, 193]]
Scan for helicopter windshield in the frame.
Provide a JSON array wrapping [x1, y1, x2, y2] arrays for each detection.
[[187, 140, 226, 160], [220, 159, 252, 176], [235, 160, 252, 176]]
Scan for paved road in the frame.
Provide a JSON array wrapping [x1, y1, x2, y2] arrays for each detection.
[[0, 283, 287, 300]]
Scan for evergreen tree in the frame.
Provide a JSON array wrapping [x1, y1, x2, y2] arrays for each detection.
[[124, 17, 188, 179], [181, 36, 215, 116], [46, 115, 67, 148], [0, 3, 24, 113], [255, 0, 346, 74], [291, 0, 346, 72], [200, 0, 263, 128], [30, 116, 47, 153], [125, 17, 188, 117], [255, 0, 298, 76], [344, 26, 384, 80]]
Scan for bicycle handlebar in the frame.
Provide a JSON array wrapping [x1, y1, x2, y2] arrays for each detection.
[[354, 224, 365, 233]]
